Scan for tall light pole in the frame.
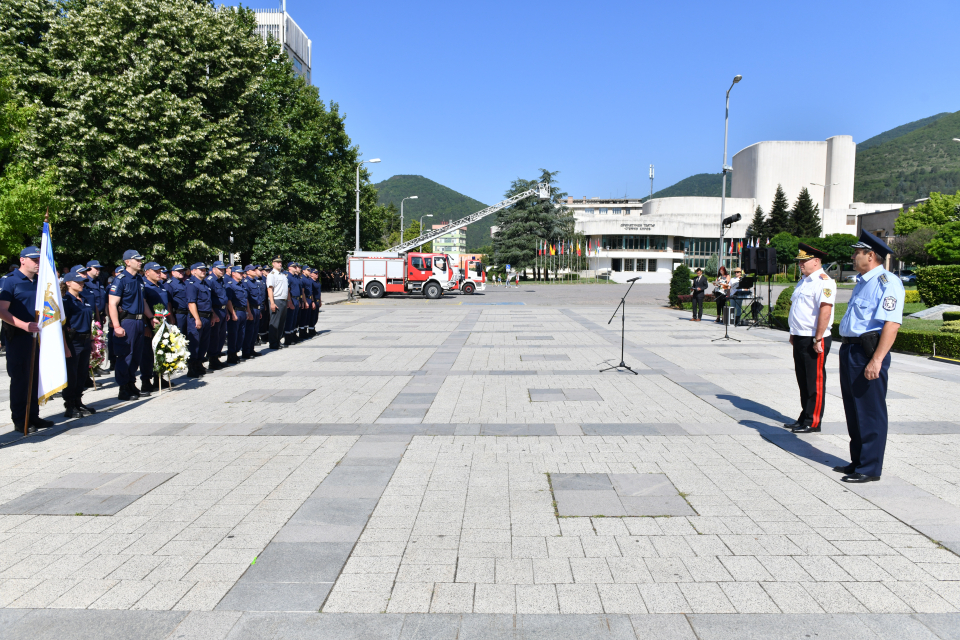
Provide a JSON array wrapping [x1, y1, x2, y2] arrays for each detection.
[[400, 196, 418, 245], [418, 214, 433, 251], [719, 75, 742, 273], [649, 164, 654, 198], [355, 158, 381, 252]]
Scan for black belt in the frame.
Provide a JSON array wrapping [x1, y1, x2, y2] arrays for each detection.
[[196, 311, 212, 318], [117, 310, 143, 321], [841, 334, 875, 344], [67, 331, 90, 338]]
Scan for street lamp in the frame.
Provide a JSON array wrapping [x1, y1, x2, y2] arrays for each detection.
[[400, 196, 418, 245], [719, 74, 742, 274], [419, 214, 433, 251], [355, 158, 381, 252]]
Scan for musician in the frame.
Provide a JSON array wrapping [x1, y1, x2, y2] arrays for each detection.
[[712, 266, 730, 324], [729, 267, 749, 326]]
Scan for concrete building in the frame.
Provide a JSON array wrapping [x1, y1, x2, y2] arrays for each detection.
[[253, 3, 312, 85], [432, 224, 466, 255]]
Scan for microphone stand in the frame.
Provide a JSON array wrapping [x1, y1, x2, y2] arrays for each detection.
[[600, 277, 639, 375]]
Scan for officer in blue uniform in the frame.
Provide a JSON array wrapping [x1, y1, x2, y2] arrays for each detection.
[[0, 246, 54, 433], [140, 262, 170, 395], [186, 263, 215, 377], [84, 260, 106, 323], [224, 267, 252, 364], [206, 261, 232, 370], [835, 230, 904, 483], [308, 268, 322, 336], [285, 262, 302, 345], [62, 272, 97, 418], [242, 265, 261, 358], [108, 250, 153, 401], [165, 264, 189, 333], [257, 266, 269, 344]]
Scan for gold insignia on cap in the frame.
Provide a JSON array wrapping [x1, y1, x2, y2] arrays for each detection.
[[796, 249, 811, 259]]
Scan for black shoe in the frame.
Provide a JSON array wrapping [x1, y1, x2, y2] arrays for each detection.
[[832, 464, 855, 474], [841, 473, 880, 483], [85, 377, 94, 388], [118, 386, 132, 401], [187, 367, 202, 379], [783, 421, 802, 429], [77, 402, 97, 415], [127, 383, 141, 398], [64, 406, 81, 419], [791, 425, 820, 433], [227, 355, 239, 365], [139, 381, 153, 397]]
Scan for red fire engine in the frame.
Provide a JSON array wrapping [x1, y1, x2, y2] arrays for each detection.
[[347, 251, 457, 299]]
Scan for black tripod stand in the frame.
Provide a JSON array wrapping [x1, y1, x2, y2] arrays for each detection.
[[600, 277, 640, 375]]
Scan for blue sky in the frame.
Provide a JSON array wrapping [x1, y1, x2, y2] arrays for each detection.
[[247, 0, 960, 205]]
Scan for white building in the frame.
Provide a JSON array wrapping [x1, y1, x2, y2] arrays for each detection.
[[254, 4, 312, 85]]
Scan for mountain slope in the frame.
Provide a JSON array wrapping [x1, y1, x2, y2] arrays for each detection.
[[854, 109, 960, 203], [857, 112, 951, 151], [642, 173, 728, 201], [374, 175, 491, 251]]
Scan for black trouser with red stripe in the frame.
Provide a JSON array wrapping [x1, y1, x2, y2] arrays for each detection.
[[792, 335, 832, 428]]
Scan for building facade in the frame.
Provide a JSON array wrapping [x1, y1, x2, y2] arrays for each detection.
[[253, 6, 312, 85], [432, 224, 466, 255]]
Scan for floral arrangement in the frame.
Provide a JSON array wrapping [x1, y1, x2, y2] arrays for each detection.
[[153, 303, 169, 321], [89, 320, 106, 372], [152, 319, 189, 382]]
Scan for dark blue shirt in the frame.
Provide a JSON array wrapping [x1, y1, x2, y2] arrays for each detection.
[[205, 274, 228, 311], [164, 277, 188, 312], [63, 291, 94, 333], [313, 279, 322, 300], [225, 279, 249, 310], [258, 278, 267, 305], [83, 279, 106, 313], [287, 271, 302, 297], [143, 280, 169, 314], [301, 275, 313, 301], [0, 270, 38, 324], [108, 270, 146, 315], [186, 275, 213, 313], [242, 277, 260, 307]]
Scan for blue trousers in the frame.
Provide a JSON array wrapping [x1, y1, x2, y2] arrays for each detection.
[[6, 332, 39, 428], [838, 343, 890, 477], [243, 310, 259, 356], [173, 312, 188, 334], [227, 310, 246, 357], [212, 309, 228, 358], [140, 326, 155, 385], [113, 318, 144, 386], [285, 298, 300, 336], [65, 336, 91, 405], [187, 316, 211, 365]]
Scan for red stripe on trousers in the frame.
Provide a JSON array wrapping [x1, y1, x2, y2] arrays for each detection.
[[812, 347, 824, 429]]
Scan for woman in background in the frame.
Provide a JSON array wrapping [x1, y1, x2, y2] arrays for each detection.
[[713, 266, 730, 323]]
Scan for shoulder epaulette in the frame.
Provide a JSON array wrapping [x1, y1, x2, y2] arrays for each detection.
[[819, 273, 829, 280], [878, 274, 888, 284]]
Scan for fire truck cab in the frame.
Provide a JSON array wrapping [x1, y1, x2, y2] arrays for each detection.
[[348, 251, 456, 299], [454, 256, 486, 295]]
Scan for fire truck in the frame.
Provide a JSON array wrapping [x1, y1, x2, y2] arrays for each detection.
[[348, 181, 549, 299], [453, 255, 486, 295]]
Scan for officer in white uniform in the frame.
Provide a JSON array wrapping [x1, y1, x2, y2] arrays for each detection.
[[785, 243, 835, 433]]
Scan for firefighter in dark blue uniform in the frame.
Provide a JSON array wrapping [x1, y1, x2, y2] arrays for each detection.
[[62, 272, 97, 418], [835, 230, 905, 483], [83, 260, 106, 323], [0, 246, 53, 433], [165, 264, 189, 333], [108, 249, 153, 401], [224, 267, 251, 364], [242, 265, 261, 358], [257, 266, 269, 344], [206, 261, 232, 371], [284, 262, 301, 345], [186, 263, 214, 377], [140, 262, 170, 395], [308, 268, 322, 335], [298, 266, 311, 339]]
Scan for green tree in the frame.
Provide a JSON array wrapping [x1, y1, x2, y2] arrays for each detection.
[[790, 187, 821, 237], [747, 205, 766, 239], [669, 263, 692, 308], [893, 191, 960, 235], [927, 221, 960, 264], [493, 169, 571, 278], [766, 184, 793, 236], [385, 219, 432, 253], [704, 254, 719, 278], [769, 232, 799, 269]]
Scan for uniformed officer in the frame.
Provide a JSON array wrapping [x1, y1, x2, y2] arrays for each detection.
[[298, 265, 312, 339], [241, 265, 261, 358], [309, 268, 322, 335], [108, 250, 153, 400], [785, 243, 836, 434], [84, 260, 107, 324], [61, 272, 97, 418], [140, 262, 169, 395], [224, 267, 252, 364], [206, 261, 232, 370], [257, 265, 269, 344], [284, 262, 302, 345], [0, 246, 54, 433], [159, 266, 169, 283], [186, 262, 214, 377], [835, 230, 904, 483], [165, 264, 189, 333]]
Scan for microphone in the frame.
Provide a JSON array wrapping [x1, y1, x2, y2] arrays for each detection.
[[627, 277, 641, 282]]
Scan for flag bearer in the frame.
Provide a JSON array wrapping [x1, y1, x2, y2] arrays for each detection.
[[140, 262, 169, 395], [186, 263, 214, 377], [61, 272, 97, 418], [0, 247, 53, 433], [785, 243, 835, 434], [108, 250, 153, 401], [835, 230, 904, 484]]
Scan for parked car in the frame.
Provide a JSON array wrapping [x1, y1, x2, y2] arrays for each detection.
[[892, 270, 917, 284]]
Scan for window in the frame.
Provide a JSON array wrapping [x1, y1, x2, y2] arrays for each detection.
[[411, 257, 423, 270], [434, 257, 445, 271], [602, 235, 623, 250], [612, 208, 622, 215], [637, 259, 646, 272], [424, 258, 432, 270], [612, 258, 622, 272], [599, 208, 608, 215], [623, 208, 630, 215], [584, 208, 594, 215], [648, 259, 657, 272], [847, 215, 856, 225], [623, 259, 634, 271]]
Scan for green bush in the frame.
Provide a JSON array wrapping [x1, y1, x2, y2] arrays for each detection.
[[944, 311, 960, 322], [891, 330, 960, 358], [669, 264, 692, 308], [775, 285, 795, 314], [942, 320, 960, 334], [904, 290, 921, 304], [915, 265, 960, 306]]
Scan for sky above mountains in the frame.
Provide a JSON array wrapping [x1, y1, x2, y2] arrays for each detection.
[[248, 0, 960, 205]]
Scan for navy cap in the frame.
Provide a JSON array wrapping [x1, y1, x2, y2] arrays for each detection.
[[851, 229, 893, 259], [114, 266, 124, 274], [144, 261, 161, 271], [122, 249, 144, 261], [190, 262, 207, 270], [171, 264, 185, 272], [20, 246, 40, 259], [70, 264, 89, 274], [159, 266, 168, 273], [212, 260, 225, 269], [244, 264, 256, 272], [63, 272, 85, 283], [288, 261, 298, 267], [85, 260, 103, 269]]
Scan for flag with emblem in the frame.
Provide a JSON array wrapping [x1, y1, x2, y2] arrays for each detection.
[[34, 221, 68, 405]]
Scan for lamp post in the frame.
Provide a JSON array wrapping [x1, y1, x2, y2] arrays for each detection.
[[355, 158, 381, 252], [400, 196, 418, 245], [718, 75, 742, 274], [418, 215, 433, 251]]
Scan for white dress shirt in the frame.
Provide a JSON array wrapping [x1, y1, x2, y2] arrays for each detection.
[[789, 268, 836, 336]]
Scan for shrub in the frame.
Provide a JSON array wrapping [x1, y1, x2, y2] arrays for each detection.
[[904, 290, 921, 304], [942, 320, 960, 334], [775, 285, 795, 314], [891, 330, 960, 358], [915, 265, 960, 306], [669, 264, 692, 308], [944, 311, 960, 322]]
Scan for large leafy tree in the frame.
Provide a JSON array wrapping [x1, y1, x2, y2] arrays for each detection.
[[927, 222, 960, 264], [493, 169, 571, 276], [790, 187, 821, 237], [893, 190, 960, 236], [766, 184, 793, 236]]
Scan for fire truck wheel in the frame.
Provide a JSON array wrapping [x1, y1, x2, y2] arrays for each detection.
[[366, 282, 385, 299], [462, 282, 476, 295], [423, 282, 442, 299]]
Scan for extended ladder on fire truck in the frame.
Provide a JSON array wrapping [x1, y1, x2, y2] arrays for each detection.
[[387, 183, 551, 253]]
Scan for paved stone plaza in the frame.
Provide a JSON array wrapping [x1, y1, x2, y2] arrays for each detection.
[[2, 284, 960, 639]]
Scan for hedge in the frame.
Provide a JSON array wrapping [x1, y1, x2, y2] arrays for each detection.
[[916, 265, 960, 306], [904, 290, 921, 304], [943, 311, 960, 322]]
